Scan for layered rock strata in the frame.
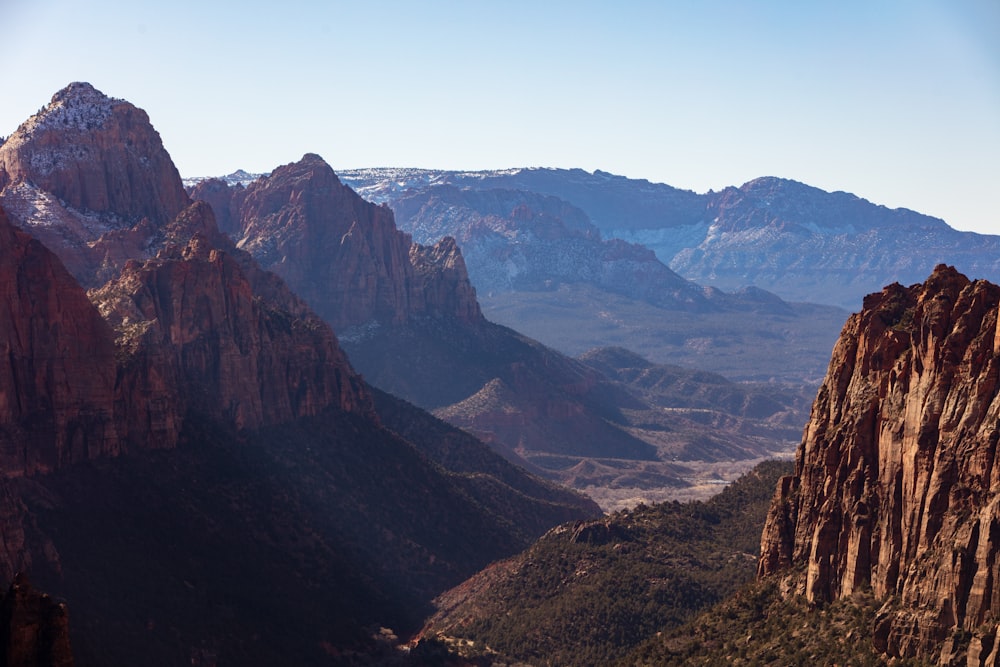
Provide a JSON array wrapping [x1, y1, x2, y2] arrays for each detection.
[[0, 207, 119, 475], [93, 232, 373, 440], [759, 265, 1000, 661], [0, 82, 190, 287], [203, 154, 483, 331]]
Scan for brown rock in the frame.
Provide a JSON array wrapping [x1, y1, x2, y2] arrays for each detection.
[[758, 265, 1000, 661], [0, 82, 187, 225], [409, 236, 482, 324], [92, 231, 374, 436], [0, 207, 119, 475], [224, 154, 482, 330], [186, 177, 246, 237], [0, 82, 191, 287], [0, 574, 73, 667]]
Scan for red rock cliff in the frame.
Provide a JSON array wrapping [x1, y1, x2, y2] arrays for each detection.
[[220, 154, 483, 331], [0, 207, 119, 476], [758, 265, 1000, 662], [0, 82, 192, 286], [0, 82, 188, 225], [92, 231, 374, 439]]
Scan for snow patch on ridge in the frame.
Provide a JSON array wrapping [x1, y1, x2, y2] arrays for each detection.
[[1, 181, 121, 242], [182, 169, 265, 189], [20, 82, 115, 139]]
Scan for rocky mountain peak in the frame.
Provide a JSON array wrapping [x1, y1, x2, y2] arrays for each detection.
[[0, 81, 189, 230], [197, 153, 485, 332], [93, 231, 374, 433], [23, 81, 117, 140], [758, 264, 1000, 662]]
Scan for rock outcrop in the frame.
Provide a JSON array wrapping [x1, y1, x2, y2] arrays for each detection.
[[92, 230, 374, 440], [0, 82, 187, 225], [217, 154, 483, 331], [0, 83, 191, 288], [0, 207, 119, 476], [758, 265, 1000, 662], [0, 574, 73, 667]]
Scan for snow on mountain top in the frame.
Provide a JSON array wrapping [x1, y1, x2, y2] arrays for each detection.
[[182, 169, 266, 189], [20, 82, 117, 138]]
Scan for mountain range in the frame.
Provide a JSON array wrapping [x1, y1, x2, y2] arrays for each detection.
[[340, 167, 1000, 311], [3, 81, 998, 665], [187, 154, 815, 505], [0, 82, 601, 664]]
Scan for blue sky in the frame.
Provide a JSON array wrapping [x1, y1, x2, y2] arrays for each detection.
[[2, 0, 998, 234]]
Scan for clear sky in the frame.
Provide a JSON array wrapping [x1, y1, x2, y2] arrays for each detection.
[[2, 0, 998, 234]]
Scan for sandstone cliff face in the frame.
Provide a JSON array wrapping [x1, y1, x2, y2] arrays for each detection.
[[758, 265, 1000, 662], [186, 177, 245, 237], [409, 236, 482, 324], [0, 82, 192, 286], [0, 82, 188, 225], [0, 574, 73, 667], [0, 207, 119, 476], [217, 154, 482, 331], [92, 232, 374, 438]]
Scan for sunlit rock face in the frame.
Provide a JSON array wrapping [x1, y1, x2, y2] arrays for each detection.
[[0, 82, 191, 287], [216, 153, 483, 331], [759, 264, 1000, 662], [0, 82, 188, 225], [92, 230, 375, 439]]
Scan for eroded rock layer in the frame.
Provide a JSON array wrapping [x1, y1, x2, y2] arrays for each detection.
[[0, 207, 119, 475], [204, 154, 484, 331], [92, 231, 374, 441], [758, 264, 1000, 662]]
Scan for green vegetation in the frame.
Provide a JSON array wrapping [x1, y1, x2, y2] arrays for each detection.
[[424, 460, 792, 666], [622, 579, 930, 666]]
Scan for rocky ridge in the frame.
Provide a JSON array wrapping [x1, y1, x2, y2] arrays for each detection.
[[0, 83, 606, 662], [0, 82, 190, 286], [92, 229, 373, 439], [338, 169, 850, 384], [385, 183, 711, 309], [758, 265, 1000, 662], [189, 160, 821, 502], [191, 155, 483, 332], [340, 167, 1000, 310]]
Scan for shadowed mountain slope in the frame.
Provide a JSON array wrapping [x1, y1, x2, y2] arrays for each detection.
[[0, 82, 601, 664]]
